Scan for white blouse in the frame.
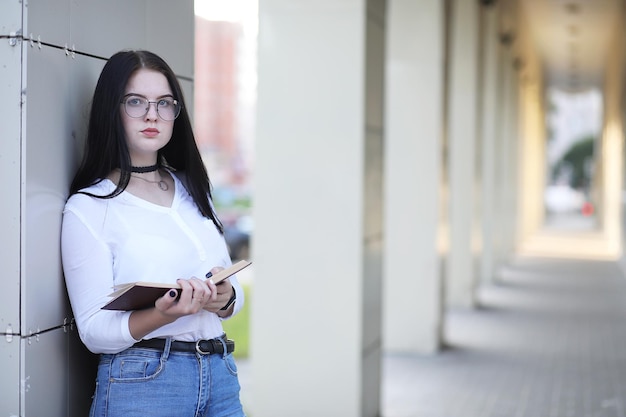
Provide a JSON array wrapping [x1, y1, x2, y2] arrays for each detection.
[[61, 172, 243, 354]]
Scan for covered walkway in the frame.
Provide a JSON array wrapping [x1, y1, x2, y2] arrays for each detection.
[[382, 250, 626, 416], [248, 1, 626, 413]]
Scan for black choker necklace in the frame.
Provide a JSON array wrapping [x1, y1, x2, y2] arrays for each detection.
[[130, 164, 159, 173]]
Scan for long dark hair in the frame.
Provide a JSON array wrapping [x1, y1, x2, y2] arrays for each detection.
[[69, 50, 223, 233]]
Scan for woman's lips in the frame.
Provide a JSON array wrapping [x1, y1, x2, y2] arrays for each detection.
[[141, 128, 159, 137]]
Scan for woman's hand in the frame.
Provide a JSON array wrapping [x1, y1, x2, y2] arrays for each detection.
[[201, 266, 236, 315], [154, 276, 217, 318], [129, 270, 225, 340]]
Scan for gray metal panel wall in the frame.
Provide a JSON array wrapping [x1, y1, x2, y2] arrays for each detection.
[[146, 0, 195, 79], [23, 39, 74, 336], [0, 1, 26, 413], [0, 0, 193, 415], [0, 0, 23, 343], [0, 335, 20, 414]]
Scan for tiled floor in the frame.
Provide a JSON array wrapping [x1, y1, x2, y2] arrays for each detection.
[[382, 256, 626, 417], [236, 214, 625, 416], [236, 254, 626, 416], [237, 255, 626, 416]]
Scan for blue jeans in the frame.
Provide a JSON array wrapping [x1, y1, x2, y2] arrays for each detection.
[[89, 338, 245, 417]]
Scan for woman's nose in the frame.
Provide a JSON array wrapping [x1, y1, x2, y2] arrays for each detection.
[[145, 102, 159, 120]]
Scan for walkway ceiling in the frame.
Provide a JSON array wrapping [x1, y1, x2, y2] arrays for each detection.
[[520, 0, 622, 93]]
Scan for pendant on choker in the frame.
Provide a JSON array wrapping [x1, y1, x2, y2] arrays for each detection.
[[158, 180, 169, 191], [130, 172, 169, 191]]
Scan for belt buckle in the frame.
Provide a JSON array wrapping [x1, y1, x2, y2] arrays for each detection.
[[195, 339, 212, 355]]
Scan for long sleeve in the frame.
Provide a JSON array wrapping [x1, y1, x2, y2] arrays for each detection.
[[61, 208, 137, 353]]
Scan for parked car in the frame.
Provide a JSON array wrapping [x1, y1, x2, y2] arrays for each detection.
[[223, 215, 252, 261], [544, 184, 585, 213]]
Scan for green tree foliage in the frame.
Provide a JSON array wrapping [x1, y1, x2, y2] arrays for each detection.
[[552, 136, 595, 189]]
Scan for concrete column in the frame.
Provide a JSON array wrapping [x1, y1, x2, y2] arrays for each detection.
[[383, 0, 444, 353], [517, 76, 546, 246], [603, 18, 626, 260], [479, 0, 508, 283], [252, 1, 386, 416], [505, 60, 521, 255], [493, 46, 519, 265], [491, 40, 510, 272], [479, 3, 500, 284], [446, 0, 480, 308]]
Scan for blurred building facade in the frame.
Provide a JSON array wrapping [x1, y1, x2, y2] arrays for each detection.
[[195, 15, 255, 190]]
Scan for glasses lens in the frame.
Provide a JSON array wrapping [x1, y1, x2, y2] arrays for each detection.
[[124, 96, 149, 118], [156, 98, 181, 121]]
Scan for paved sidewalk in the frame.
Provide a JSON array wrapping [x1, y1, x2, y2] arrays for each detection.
[[236, 254, 626, 416], [382, 256, 626, 417]]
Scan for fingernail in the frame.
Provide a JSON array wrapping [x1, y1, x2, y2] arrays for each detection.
[[205, 272, 213, 279], [169, 290, 177, 298], [209, 279, 215, 285]]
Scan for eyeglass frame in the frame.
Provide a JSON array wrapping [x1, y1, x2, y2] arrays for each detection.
[[120, 94, 182, 121]]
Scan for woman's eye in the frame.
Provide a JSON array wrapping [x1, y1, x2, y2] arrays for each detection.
[[159, 99, 172, 107], [127, 97, 144, 106]]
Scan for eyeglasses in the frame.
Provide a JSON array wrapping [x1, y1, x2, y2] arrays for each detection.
[[121, 95, 182, 121]]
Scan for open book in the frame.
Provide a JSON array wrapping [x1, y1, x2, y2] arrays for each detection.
[[102, 260, 252, 311]]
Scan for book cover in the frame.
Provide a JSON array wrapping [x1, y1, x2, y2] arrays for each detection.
[[102, 259, 252, 311]]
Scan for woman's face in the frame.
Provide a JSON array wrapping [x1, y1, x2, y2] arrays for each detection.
[[121, 69, 175, 164]]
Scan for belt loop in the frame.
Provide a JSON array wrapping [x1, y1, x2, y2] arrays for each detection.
[[217, 335, 228, 359], [162, 337, 173, 360]]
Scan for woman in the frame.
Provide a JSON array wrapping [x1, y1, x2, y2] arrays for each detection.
[[61, 50, 245, 416]]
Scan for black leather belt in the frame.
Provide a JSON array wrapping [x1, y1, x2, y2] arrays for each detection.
[[133, 335, 235, 355]]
